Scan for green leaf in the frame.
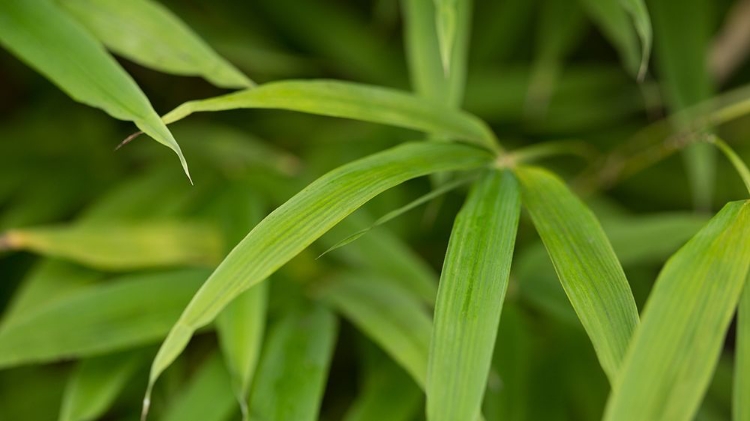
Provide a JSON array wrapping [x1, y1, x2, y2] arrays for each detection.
[[515, 166, 639, 382], [59, 349, 148, 421], [427, 169, 520, 421], [0, 0, 190, 179], [319, 175, 474, 259], [1, 222, 222, 270], [401, 0, 470, 105], [433, 0, 460, 74], [216, 284, 268, 420], [0, 269, 210, 368], [161, 80, 500, 152], [160, 352, 236, 421], [343, 356, 421, 421], [143, 141, 491, 408], [736, 279, 750, 421], [578, 0, 650, 78], [59, 0, 252, 89], [248, 304, 338, 421], [317, 271, 433, 387], [603, 201, 750, 421], [650, 0, 715, 209]]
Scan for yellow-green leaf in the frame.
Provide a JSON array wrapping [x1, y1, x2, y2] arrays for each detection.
[[59, 0, 253, 89], [604, 201, 750, 421], [516, 166, 639, 382], [0, 0, 190, 179], [427, 169, 520, 421]]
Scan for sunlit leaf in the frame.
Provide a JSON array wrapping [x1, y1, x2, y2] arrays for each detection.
[[604, 201, 750, 421], [516, 166, 639, 382], [427, 169, 520, 421], [59, 0, 252, 89], [736, 279, 750, 421], [143, 142, 491, 410], [0, 0, 190, 179]]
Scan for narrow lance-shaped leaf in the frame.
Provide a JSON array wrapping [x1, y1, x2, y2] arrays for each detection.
[[433, 0, 459, 74], [161, 80, 500, 153], [212, 186, 269, 420], [0, 222, 222, 271], [0, 269, 210, 368], [604, 201, 750, 421], [736, 278, 750, 421], [160, 352, 236, 421], [317, 271, 433, 387], [0, 0, 190, 179], [576, 0, 641, 76], [59, 349, 149, 421], [59, 0, 252, 89], [427, 169, 520, 421], [515, 166, 639, 382], [143, 142, 491, 416], [248, 304, 338, 421], [401, 0, 470, 106]]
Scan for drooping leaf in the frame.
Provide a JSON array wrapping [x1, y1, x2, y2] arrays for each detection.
[[0, 269, 210, 368], [159, 352, 236, 421], [0, 222, 222, 270], [0, 0, 190, 179], [248, 304, 338, 421], [144, 142, 491, 406], [427, 169, 520, 421], [515, 166, 639, 382], [60, 349, 149, 421], [736, 278, 750, 421], [161, 80, 500, 152], [317, 271, 432, 387], [577, 0, 651, 78], [58, 0, 252, 89], [604, 201, 750, 421]]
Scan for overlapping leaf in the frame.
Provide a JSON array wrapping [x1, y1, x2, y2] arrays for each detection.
[[143, 142, 491, 408], [0, 0, 190, 179], [604, 201, 750, 421]]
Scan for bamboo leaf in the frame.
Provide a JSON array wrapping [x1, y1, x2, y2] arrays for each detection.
[[515, 166, 639, 382], [160, 352, 236, 421], [401, 0, 470, 105], [433, 0, 459, 74], [0, 269, 210, 368], [161, 80, 500, 152], [0, 0, 190, 179], [604, 201, 750, 421], [143, 142, 491, 411], [60, 349, 149, 421], [216, 284, 267, 421], [317, 271, 433, 387], [248, 304, 338, 421], [427, 169, 520, 421], [736, 278, 750, 421], [0, 222, 222, 270], [59, 0, 252, 89], [319, 175, 474, 259]]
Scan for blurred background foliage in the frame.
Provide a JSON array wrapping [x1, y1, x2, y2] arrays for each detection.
[[1, 0, 750, 420]]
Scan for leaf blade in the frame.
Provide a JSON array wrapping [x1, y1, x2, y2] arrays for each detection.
[[604, 201, 750, 421], [427, 169, 521, 421], [0, 0, 190, 178], [59, 0, 252, 89], [516, 166, 639, 382]]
